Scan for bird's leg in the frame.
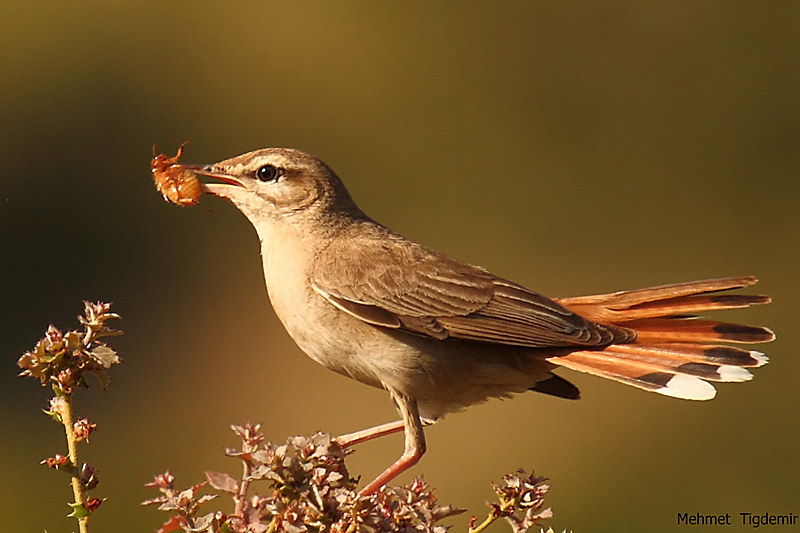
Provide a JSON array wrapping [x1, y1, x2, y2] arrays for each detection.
[[357, 392, 426, 496], [335, 420, 406, 448], [336, 417, 435, 448]]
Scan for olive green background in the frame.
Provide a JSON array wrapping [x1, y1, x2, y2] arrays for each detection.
[[2, 2, 797, 531]]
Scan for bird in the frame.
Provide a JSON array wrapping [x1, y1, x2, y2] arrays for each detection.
[[183, 148, 774, 496]]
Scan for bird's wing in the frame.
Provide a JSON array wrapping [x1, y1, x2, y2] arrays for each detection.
[[311, 227, 618, 348]]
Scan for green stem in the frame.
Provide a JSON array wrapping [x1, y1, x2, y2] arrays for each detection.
[[468, 514, 497, 533], [468, 500, 514, 533], [58, 388, 89, 533]]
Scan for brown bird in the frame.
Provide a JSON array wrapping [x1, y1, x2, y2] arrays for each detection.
[[184, 148, 773, 495]]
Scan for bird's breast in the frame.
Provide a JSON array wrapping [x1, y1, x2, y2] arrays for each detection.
[[259, 235, 392, 389]]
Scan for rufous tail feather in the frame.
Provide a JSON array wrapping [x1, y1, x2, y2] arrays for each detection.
[[548, 276, 774, 400]]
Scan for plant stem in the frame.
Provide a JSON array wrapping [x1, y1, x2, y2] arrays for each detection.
[[58, 388, 89, 533], [468, 514, 497, 533], [234, 457, 253, 519], [468, 500, 514, 533]]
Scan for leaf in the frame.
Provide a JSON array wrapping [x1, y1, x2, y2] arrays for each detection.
[[205, 471, 239, 494], [90, 369, 111, 389], [42, 407, 63, 423], [156, 515, 187, 533], [41, 454, 70, 469], [186, 513, 214, 532], [88, 345, 121, 368], [17, 352, 36, 370], [189, 480, 208, 496], [67, 502, 89, 519], [65, 331, 82, 350], [141, 496, 169, 507], [17, 351, 48, 382], [84, 497, 104, 513], [250, 450, 272, 463], [195, 494, 218, 507]]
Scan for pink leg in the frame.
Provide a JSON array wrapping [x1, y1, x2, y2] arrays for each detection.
[[335, 420, 406, 448], [357, 392, 426, 496], [358, 443, 424, 496]]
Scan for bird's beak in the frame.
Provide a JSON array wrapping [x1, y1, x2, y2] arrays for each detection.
[[182, 164, 246, 196]]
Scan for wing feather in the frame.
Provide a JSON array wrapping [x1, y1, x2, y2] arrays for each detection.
[[312, 225, 618, 348]]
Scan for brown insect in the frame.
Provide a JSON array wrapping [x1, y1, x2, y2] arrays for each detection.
[[151, 141, 202, 206]]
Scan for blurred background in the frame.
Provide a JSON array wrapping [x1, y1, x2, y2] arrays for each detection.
[[2, 1, 797, 531]]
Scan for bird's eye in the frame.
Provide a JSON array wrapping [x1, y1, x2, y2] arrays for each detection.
[[256, 164, 280, 182]]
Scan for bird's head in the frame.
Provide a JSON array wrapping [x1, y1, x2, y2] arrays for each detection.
[[186, 148, 361, 228]]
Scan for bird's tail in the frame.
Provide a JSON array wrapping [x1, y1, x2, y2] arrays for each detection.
[[547, 276, 774, 400]]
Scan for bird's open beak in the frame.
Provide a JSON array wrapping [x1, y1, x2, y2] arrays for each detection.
[[183, 164, 246, 196]]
